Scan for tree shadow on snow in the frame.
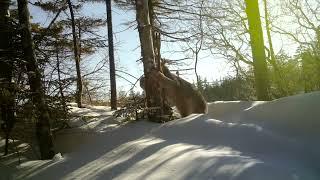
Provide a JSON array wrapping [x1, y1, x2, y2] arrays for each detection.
[[10, 112, 320, 180]]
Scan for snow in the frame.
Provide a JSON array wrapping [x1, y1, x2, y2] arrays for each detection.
[[1, 92, 320, 180]]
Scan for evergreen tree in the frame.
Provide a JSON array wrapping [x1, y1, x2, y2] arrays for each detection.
[[17, 0, 55, 159], [0, 0, 15, 155]]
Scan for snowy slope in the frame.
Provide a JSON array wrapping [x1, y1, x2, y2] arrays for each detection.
[[2, 92, 320, 180]]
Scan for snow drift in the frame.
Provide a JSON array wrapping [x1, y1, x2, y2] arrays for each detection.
[[1, 92, 320, 180]]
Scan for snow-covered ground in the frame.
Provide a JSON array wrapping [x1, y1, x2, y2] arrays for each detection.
[[1, 92, 320, 180]]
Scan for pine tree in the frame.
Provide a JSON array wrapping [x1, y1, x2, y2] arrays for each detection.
[[67, 0, 83, 107], [34, 0, 107, 106], [0, 0, 15, 155], [17, 0, 55, 159]]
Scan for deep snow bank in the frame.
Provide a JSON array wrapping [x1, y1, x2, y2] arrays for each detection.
[[243, 92, 320, 140], [2, 92, 320, 180]]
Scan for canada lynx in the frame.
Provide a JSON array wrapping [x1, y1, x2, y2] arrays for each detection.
[[141, 65, 207, 117]]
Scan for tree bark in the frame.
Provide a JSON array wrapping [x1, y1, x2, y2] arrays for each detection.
[[148, 0, 172, 118], [136, 0, 157, 107], [106, 0, 117, 110], [136, 0, 172, 121], [17, 0, 55, 159], [67, 0, 83, 108], [0, 0, 15, 155], [56, 44, 67, 116], [244, 0, 270, 100]]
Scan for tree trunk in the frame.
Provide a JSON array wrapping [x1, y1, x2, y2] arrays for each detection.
[[195, 51, 200, 88], [302, 52, 313, 93], [136, 0, 157, 106], [106, 0, 117, 110], [56, 44, 67, 116], [67, 0, 83, 108], [244, 0, 270, 100], [0, 0, 15, 155], [148, 0, 159, 68], [194, 0, 204, 88], [17, 0, 54, 159], [83, 81, 93, 104], [263, 0, 287, 97], [148, 0, 172, 118], [136, 0, 171, 121]]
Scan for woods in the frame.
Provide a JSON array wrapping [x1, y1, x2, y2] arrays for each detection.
[[0, 0, 15, 156], [0, 0, 320, 160]]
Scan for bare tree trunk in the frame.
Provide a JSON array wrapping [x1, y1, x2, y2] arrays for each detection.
[[83, 81, 93, 104], [17, 0, 54, 159], [245, 0, 270, 100], [262, 0, 276, 65], [106, 0, 117, 110], [195, 51, 200, 87], [302, 52, 312, 93], [56, 44, 67, 116], [148, 0, 158, 67], [136, 0, 171, 121], [147, 0, 172, 118], [0, 0, 15, 155], [263, 0, 287, 96], [194, 0, 204, 88], [136, 0, 156, 107], [67, 0, 83, 108]]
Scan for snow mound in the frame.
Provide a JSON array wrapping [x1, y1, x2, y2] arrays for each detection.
[[243, 92, 320, 140], [53, 105, 121, 153], [3, 92, 320, 180], [52, 153, 63, 162]]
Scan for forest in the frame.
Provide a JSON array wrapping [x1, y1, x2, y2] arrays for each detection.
[[1, 0, 320, 179]]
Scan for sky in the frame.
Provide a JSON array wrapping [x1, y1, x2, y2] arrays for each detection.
[[28, 0, 301, 95], [29, 1, 233, 93], [82, 2, 232, 90]]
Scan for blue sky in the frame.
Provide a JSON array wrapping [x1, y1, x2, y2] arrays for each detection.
[[80, 2, 233, 87], [29, 1, 246, 93]]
